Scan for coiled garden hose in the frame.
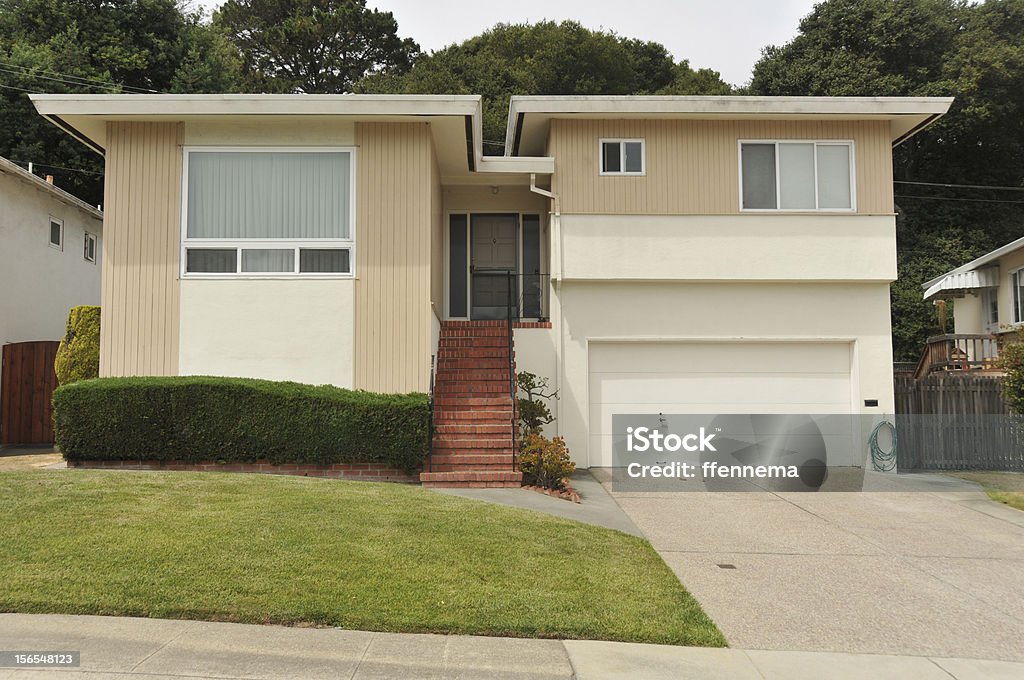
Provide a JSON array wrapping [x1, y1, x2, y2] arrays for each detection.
[[869, 419, 897, 472]]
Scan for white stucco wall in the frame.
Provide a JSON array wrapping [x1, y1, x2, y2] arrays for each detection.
[[952, 294, 983, 335], [0, 172, 102, 347], [547, 281, 895, 466], [557, 214, 897, 282], [178, 279, 354, 387]]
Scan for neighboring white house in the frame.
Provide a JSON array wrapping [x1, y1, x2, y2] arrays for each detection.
[[0, 154, 103, 355]]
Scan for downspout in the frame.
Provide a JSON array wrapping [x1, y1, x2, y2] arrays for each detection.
[[529, 173, 564, 439]]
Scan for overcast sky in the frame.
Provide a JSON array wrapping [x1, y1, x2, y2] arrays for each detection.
[[202, 1, 820, 87]]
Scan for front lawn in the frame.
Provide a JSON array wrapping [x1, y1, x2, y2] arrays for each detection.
[[0, 471, 724, 646], [951, 471, 1024, 512]]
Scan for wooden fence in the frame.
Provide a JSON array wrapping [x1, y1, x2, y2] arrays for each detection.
[[0, 341, 59, 446], [894, 373, 1024, 471]]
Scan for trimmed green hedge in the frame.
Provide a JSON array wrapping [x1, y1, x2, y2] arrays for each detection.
[[53, 376, 430, 472]]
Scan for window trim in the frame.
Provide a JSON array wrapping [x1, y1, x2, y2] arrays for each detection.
[[1012, 268, 1024, 324], [599, 138, 646, 176], [84, 232, 97, 263], [737, 139, 857, 213], [179, 146, 357, 279], [48, 216, 64, 251]]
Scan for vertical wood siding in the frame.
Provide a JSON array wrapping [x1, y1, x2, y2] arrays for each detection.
[[100, 121, 182, 377], [354, 122, 434, 393], [549, 119, 893, 215]]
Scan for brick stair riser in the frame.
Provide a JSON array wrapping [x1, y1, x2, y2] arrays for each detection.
[[438, 338, 509, 349], [422, 481, 522, 488], [434, 424, 511, 435], [439, 329, 510, 338], [438, 349, 512, 359], [429, 457, 515, 467], [435, 381, 511, 393], [433, 439, 514, 450], [435, 369, 510, 382], [436, 359, 510, 370]]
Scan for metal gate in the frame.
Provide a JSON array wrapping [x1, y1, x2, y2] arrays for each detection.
[[0, 341, 60, 446]]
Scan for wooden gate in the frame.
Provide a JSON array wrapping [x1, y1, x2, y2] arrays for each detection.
[[0, 341, 60, 446]]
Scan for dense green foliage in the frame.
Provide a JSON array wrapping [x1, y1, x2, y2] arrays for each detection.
[[0, 0, 242, 204], [214, 0, 419, 93], [53, 376, 429, 471], [357, 21, 732, 153], [1001, 333, 1024, 413], [750, 0, 1024, 360], [54, 305, 100, 386], [0, 471, 725, 644]]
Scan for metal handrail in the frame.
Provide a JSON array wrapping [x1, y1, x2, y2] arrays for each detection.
[[427, 353, 436, 472], [506, 271, 518, 472]]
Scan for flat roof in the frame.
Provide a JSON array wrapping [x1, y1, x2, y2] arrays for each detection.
[[505, 95, 955, 156], [0, 155, 102, 220]]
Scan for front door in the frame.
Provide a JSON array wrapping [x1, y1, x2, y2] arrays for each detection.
[[470, 214, 518, 319]]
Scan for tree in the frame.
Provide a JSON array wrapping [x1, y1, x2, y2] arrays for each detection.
[[0, 0, 243, 204], [214, 0, 420, 93], [358, 21, 732, 153], [749, 0, 1024, 361]]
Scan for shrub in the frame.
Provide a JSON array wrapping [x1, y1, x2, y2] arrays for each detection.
[[519, 433, 575, 490], [517, 371, 557, 438], [54, 306, 100, 385], [53, 376, 430, 472], [1002, 336, 1024, 414]]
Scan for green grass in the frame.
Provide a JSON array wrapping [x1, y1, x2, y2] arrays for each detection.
[[0, 471, 725, 646], [950, 471, 1024, 512]]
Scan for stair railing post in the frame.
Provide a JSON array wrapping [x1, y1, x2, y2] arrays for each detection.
[[507, 270, 517, 473]]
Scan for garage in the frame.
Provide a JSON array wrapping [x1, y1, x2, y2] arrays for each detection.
[[587, 341, 854, 467]]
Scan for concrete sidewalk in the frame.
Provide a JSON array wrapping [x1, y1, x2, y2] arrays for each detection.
[[1, 614, 1022, 679]]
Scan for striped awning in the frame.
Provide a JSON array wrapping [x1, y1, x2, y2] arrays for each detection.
[[923, 267, 999, 301]]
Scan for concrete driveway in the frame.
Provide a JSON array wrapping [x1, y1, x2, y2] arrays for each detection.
[[598, 471, 1024, 662]]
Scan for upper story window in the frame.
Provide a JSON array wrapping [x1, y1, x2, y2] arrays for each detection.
[[740, 141, 854, 211], [84, 233, 97, 263], [600, 139, 645, 175], [182, 147, 355, 278], [48, 217, 63, 250]]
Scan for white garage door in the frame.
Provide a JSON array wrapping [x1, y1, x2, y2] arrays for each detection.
[[588, 342, 853, 467]]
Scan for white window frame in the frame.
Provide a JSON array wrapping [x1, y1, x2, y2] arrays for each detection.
[[738, 140, 857, 213], [180, 146, 357, 279], [84, 232, 97, 263], [1012, 268, 1024, 324], [48, 216, 63, 251], [599, 138, 646, 176]]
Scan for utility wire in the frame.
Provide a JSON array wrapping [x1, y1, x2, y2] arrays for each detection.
[[0, 59, 159, 94], [895, 180, 1024, 192], [901, 193, 1024, 204], [9, 160, 103, 177]]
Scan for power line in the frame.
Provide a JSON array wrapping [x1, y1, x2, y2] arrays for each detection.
[[8, 160, 103, 177], [895, 180, 1024, 192], [0, 59, 159, 94], [895, 194, 1024, 205]]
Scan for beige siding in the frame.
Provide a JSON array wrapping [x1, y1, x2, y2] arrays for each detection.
[[549, 119, 893, 215], [100, 121, 182, 377], [354, 122, 433, 393]]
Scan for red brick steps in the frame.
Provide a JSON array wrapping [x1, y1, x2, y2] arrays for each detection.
[[423, 320, 521, 489]]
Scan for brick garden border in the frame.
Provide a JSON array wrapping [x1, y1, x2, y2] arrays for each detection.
[[67, 460, 418, 483]]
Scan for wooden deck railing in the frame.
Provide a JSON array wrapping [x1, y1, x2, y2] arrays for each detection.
[[913, 334, 1002, 379]]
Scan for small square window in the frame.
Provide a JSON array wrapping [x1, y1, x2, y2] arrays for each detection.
[[49, 218, 63, 250], [600, 139, 645, 175], [84, 233, 97, 263]]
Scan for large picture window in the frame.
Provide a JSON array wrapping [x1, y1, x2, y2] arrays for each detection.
[[740, 141, 854, 211], [182, 148, 355, 277]]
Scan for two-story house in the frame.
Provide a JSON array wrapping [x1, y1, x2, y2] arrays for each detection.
[[1, 155, 102, 446], [30, 94, 951, 484]]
